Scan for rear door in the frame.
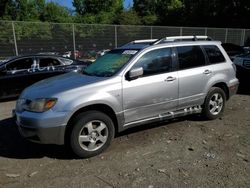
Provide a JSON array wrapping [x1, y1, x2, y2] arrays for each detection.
[[176, 45, 212, 109], [122, 47, 179, 124], [202, 45, 227, 79]]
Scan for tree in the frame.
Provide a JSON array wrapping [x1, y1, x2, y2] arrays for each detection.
[[182, 0, 250, 28], [133, 0, 157, 17], [118, 10, 142, 25], [0, 0, 71, 23], [133, 0, 183, 25], [73, 0, 123, 24], [156, 0, 184, 25], [42, 2, 72, 23], [73, 0, 122, 15]]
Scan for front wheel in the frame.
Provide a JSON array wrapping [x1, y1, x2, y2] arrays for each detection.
[[70, 111, 114, 158], [202, 87, 226, 120]]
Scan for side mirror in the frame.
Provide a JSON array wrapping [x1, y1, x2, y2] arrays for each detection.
[[127, 67, 143, 80]]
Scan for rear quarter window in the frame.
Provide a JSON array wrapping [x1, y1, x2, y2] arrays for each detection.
[[203, 45, 225, 64]]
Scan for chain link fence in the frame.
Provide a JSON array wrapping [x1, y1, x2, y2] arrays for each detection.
[[0, 20, 250, 59]]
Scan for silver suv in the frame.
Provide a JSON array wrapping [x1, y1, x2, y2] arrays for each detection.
[[15, 36, 239, 158]]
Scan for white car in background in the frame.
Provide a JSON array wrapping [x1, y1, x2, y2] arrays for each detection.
[[62, 51, 71, 58]]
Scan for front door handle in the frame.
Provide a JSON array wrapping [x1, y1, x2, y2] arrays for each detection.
[[203, 70, 212, 75], [165, 76, 176, 82]]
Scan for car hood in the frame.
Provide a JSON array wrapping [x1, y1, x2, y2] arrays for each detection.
[[21, 72, 107, 99], [236, 53, 250, 58]]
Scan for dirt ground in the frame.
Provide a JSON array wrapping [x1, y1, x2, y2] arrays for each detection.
[[0, 83, 249, 188]]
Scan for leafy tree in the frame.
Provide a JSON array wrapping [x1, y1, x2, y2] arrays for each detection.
[[133, 0, 157, 17], [42, 2, 72, 23], [73, 0, 123, 24], [118, 10, 142, 25], [133, 0, 157, 25], [73, 0, 122, 15], [156, 0, 184, 25], [133, 0, 183, 25]]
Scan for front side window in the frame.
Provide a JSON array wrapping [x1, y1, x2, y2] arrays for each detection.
[[132, 48, 172, 76], [177, 46, 206, 70], [203, 45, 225, 64], [84, 49, 137, 77], [6, 58, 33, 71]]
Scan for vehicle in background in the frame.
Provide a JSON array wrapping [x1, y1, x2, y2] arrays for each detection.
[[37, 52, 59, 55], [97, 49, 110, 57], [62, 51, 82, 59], [15, 36, 238, 158], [62, 51, 71, 58], [233, 53, 250, 79], [0, 54, 89, 100], [221, 43, 245, 60]]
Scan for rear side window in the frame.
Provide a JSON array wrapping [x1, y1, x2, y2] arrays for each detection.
[[39, 58, 61, 67], [203, 45, 225, 64], [59, 58, 73, 65], [177, 46, 206, 70]]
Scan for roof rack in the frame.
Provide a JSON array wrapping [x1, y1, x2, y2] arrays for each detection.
[[127, 39, 158, 44], [153, 36, 213, 45]]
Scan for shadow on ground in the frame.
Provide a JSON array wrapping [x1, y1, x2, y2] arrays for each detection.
[[0, 96, 18, 103], [237, 74, 250, 95], [0, 115, 199, 160], [0, 118, 73, 160]]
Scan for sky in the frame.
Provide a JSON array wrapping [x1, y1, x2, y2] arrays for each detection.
[[48, 0, 133, 10]]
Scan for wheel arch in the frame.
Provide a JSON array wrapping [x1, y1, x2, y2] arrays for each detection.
[[211, 82, 229, 100], [65, 104, 120, 144]]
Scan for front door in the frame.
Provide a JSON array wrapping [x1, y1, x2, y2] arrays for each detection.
[[0, 57, 34, 97], [122, 47, 178, 124]]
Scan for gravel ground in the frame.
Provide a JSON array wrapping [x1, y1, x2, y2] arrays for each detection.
[[0, 83, 249, 188]]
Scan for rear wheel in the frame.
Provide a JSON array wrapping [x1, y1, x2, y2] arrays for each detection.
[[202, 87, 226, 120], [70, 111, 114, 158]]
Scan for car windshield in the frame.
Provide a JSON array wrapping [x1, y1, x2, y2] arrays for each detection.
[[83, 49, 138, 77]]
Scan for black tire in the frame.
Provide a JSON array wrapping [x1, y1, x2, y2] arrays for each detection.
[[70, 111, 114, 158], [202, 87, 226, 120]]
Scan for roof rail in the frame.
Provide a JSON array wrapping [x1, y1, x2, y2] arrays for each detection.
[[128, 39, 158, 44], [153, 36, 213, 45]]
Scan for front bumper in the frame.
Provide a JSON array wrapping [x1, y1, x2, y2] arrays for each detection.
[[15, 110, 68, 145]]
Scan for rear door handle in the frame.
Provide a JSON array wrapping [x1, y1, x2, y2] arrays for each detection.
[[203, 70, 212, 75], [165, 76, 176, 82]]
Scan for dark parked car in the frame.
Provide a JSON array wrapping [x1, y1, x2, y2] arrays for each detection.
[[221, 43, 245, 60], [0, 54, 89, 100], [233, 53, 250, 79]]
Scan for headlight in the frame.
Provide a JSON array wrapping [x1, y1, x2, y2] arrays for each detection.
[[20, 98, 57, 113]]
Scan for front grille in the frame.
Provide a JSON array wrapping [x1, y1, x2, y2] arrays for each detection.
[[243, 60, 250, 69]]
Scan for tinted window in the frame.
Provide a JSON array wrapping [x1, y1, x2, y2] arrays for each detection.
[[133, 48, 172, 76], [39, 58, 61, 67], [177, 46, 205, 70], [6, 58, 33, 70], [203, 45, 225, 64]]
